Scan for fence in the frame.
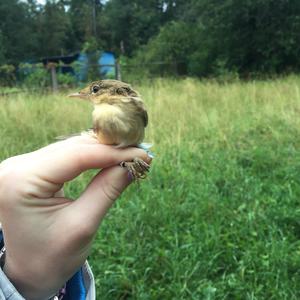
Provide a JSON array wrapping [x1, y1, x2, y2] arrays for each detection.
[[0, 61, 186, 96], [46, 62, 122, 92]]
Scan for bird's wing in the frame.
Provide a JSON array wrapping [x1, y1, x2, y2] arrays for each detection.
[[118, 96, 148, 127], [142, 108, 148, 127], [134, 98, 148, 127]]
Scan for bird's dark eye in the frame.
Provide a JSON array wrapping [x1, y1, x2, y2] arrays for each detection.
[[92, 85, 100, 93]]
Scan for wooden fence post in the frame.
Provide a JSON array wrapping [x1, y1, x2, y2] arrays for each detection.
[[115, 61, 122, 81], [47, 62, 58, 92]]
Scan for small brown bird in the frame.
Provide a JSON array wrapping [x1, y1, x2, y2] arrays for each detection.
[[68, 79, 150, 180]]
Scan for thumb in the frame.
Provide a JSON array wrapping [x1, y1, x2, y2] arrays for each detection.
[[70, 166, 132, 230]]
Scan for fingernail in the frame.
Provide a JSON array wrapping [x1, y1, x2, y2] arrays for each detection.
[[148, 153, 154, 159], [127, 171, 134, 182]]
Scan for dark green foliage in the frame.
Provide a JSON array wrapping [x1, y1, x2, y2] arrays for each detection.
[[129, 0, 300, 77], [0, 0, 39, 64], [131, 21, 196, 76], [0, 31, 6, 65], [19, 63, 50, 88], [0, 64, 15, 86], [35, 1, 71, 58], [1, 0, 300, 76], [196, 0, 300, 75]]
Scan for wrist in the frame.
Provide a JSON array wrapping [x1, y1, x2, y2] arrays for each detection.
[[2, 255, 59, 300]]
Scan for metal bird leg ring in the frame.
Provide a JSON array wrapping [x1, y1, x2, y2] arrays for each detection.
[[120, 157, 150, 181]]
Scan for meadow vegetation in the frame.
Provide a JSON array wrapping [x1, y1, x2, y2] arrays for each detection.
[[0, 77, 300, 299]]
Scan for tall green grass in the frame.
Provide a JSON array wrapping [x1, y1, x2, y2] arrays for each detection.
[[1, 76, 300, 299]]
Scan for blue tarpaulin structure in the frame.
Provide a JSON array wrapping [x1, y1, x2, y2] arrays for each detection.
[[40, 51, 116, 81], [98, 52, 115, 77]]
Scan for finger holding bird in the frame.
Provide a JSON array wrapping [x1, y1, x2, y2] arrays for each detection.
[[68, 79, 151, 180]]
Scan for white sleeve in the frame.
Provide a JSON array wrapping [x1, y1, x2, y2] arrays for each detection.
[[0, 267, 25, 300], [82, 261, 96, 300], [0, 262, 96, 300]]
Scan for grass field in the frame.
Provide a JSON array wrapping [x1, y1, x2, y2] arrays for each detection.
[[1, 76, 300, 299]]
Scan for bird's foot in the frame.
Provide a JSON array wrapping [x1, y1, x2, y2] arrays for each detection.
[[120, 157, 150, 181]]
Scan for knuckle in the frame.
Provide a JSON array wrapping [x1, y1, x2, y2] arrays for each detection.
[[102, 180, 122, 202]]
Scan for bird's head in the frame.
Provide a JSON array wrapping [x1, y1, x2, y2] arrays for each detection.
[[68, 80, 139, 104]]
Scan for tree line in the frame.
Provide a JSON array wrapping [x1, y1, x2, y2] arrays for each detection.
[[1, 0, 300, 78]]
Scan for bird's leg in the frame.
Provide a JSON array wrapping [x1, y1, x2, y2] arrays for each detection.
[[120, 157, 150, 181]]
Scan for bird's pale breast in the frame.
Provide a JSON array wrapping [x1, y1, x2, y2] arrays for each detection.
[[92, 101, 145, 147]]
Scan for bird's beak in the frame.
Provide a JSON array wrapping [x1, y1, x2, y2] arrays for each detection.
[[68, 92, 89, 99]]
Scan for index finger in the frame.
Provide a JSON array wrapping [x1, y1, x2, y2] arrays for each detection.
[[30, 142, 150, 184]]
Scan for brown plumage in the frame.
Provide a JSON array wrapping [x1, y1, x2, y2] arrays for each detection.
[[68, 79, 150, 180]]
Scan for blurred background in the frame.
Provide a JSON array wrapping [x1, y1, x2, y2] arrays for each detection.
[[1, 1, 300, 299], [1, 0, 300, 92]]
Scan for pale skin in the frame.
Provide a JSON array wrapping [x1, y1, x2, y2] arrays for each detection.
[[0, 135, 151, 300]]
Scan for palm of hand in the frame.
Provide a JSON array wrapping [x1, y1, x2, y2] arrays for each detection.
[[0, 135, 150, 299]]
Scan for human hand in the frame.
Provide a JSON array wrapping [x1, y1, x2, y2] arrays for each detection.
[[0, 135, 150, 300]]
